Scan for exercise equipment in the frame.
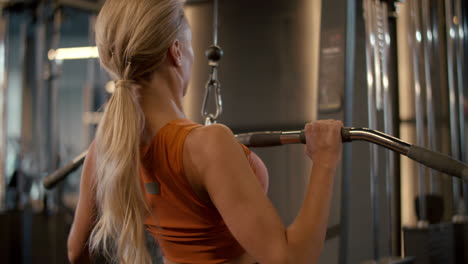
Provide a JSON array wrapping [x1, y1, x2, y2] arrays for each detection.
[[447, 1, 468, 263], [402, 0, 468, 263], [403, 0, 452, 262], [403, 223, 455, 264], [417, 0, 445, 226], [339, 0, 356, 260], [409, 0, 428, 227], [42, 127, 468, 189], [201, 0, 223, 126], [0, 7, 8, 211], [445, 0, 467, 220], [363, 0, 389, 261], [236, 128, 468, 180]]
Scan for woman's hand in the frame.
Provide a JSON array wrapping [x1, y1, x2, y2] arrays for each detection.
[[304, 120, 343, 169]]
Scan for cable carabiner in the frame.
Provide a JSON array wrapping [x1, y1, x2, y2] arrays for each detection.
[[201, 0, 224, 126], [201, 66, 223, 125]]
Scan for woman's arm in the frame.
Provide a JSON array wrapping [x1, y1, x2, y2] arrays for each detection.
[[67, 142, 97, 264], [184, 120, 342, 264], [247, 150, 269, 193]]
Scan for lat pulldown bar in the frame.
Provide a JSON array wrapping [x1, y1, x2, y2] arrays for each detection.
[[42, 127, 468, 190], [236, 128, 468, 182]]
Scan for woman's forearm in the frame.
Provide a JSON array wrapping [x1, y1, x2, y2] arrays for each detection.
[[285, 164, 337, 264]]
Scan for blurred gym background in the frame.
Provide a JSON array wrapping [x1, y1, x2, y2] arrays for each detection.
[[0, 0, 467, 263]]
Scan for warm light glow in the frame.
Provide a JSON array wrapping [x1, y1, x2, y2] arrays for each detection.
[[370, 34, 376, 46], [450, 28, 456, 39], [427, 30, 432, 41], [367, 72, 374, 87], [386, 33, 391, 45], [415, 31, 422, 42], [383, 76, 389, 89], [48, 46, 99, 61]]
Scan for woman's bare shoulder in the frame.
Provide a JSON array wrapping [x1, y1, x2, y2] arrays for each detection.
[[183, 123, 242, 178], [186, 123, 236, 150]]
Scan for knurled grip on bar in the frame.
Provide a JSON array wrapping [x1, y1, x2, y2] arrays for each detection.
[[235, 131, 306, 147]]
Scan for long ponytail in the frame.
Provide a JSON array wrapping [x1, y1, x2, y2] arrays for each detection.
[[89, 77, 149, 264], [90, 0, 186, 262]]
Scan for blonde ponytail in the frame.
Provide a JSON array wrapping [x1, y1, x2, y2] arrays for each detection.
[[90, 0, 187, 263], [90, 78, 149, 264]]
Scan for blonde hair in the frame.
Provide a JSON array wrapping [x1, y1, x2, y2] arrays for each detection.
[[90, 0, 186, 263]]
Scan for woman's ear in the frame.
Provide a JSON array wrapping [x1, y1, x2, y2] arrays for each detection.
[[168, 39, 182, 67]]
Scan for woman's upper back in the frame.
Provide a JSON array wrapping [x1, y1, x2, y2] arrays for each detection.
[[140, 119, 268, 263]]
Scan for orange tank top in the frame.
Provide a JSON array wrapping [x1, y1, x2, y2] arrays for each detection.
[[139, 119, 259, 264]]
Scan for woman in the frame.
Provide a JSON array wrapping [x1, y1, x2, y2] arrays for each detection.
[[67, 0, 343, 263]]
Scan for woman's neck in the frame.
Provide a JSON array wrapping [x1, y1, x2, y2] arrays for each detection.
[[139, 73, 187, 143]]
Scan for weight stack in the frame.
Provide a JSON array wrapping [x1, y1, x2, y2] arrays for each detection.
[[454, 221, 468, 264], [403, 222, 455, 264]]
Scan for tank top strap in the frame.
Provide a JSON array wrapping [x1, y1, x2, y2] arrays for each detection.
[[164, 119, 203, 136], [160, 119, 250, 158], [155, 119, 202, 176]]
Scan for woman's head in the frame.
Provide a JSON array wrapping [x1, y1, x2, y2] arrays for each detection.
[[90, 1, 189, 264], [95, 0, 190, 83]]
